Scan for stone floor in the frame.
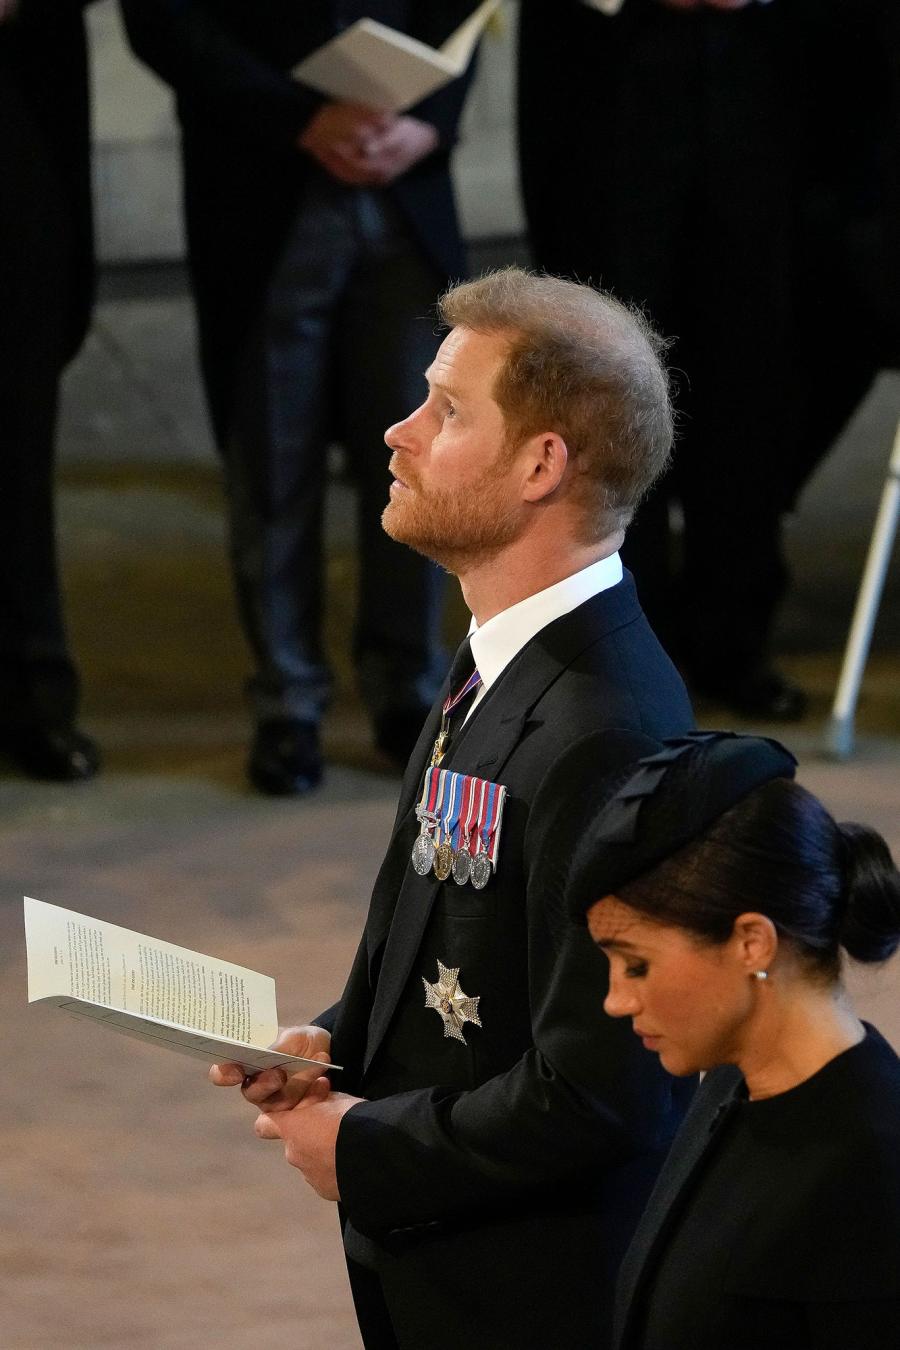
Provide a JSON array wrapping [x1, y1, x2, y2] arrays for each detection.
[[1, 263, 899, 1348]]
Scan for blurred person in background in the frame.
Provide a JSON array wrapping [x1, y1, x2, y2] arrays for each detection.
[[519, 0, 900, 721], [0, 0, 100, 781], [121, 1, 484, 796]]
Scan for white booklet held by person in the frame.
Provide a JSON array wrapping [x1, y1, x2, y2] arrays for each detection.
[[292, 0, 499, 113], [24, 895, 338, 1076]]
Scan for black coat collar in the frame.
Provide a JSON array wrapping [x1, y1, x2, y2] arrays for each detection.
[[613, 1066, 743, 1349]]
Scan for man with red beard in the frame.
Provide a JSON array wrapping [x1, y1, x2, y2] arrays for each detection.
[[213, 268, 695, 1349]]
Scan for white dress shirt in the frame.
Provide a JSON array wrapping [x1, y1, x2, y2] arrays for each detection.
[[464, 552, 623, 719]]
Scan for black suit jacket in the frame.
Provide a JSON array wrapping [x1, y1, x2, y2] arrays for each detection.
[[0, 0, 95, 365], [120, 0, 477, 442], [614, 1027, 900, 1350], [323, 575, 696, 1349]]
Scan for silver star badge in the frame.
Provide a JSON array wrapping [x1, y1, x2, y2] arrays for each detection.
[[422, 960, 482, 1044]]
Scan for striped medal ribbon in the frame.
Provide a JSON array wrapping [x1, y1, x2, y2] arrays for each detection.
[[430, 668, 482, 767]]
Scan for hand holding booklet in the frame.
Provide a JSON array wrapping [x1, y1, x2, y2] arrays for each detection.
[[293, 0, 499, 113], [23, 895, 339, 1076]]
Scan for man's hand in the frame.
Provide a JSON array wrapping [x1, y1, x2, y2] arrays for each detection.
[[298, 102, 439, 186], [352, 116, 440, 186], [209, 1023, 333, 1112], [299, 101, 393, 184], [254, 1078, 364, 1201]]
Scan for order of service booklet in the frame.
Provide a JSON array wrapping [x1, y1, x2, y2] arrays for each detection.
[[292, 0, 499, 113], [23, 896, 339, 1076]]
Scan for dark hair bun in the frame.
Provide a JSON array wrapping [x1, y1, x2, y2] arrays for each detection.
[[837, 822, 900, 963]]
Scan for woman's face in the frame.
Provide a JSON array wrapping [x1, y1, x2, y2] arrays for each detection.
[[587, 895, 756, 1076]]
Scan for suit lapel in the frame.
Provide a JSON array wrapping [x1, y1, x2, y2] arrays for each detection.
[[392, 696, 445, 827], [613, 1069, 742, 1349], [361, 659, 452, 971], [362, 673, 533, 1075], [363, 577, 644, 1075]]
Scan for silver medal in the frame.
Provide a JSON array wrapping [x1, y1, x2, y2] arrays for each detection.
[[411, 832, 436, 876], [452, 848, 472, 886], [412, 806, 438, 876], [471, 849, 492, 890]]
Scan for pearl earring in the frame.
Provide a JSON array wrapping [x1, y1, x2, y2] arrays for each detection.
[[753, 970, 768, 981]]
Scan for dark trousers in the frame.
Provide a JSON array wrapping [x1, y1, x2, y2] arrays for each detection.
[[202, 175, 447, 724], [0, 66, 79, 733], [609, 10, 797, 680]]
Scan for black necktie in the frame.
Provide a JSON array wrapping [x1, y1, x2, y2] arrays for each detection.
[[431, 636, 481, 766], [445, 635, 475, 696]]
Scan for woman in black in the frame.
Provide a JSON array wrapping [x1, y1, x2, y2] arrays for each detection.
[[534, 730, 900, 1350]]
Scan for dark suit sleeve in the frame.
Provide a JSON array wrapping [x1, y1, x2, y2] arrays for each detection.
[[338, 996, 681, 1236], [119, 0, 321, 145], [403, 0, 484, 147], [335, 733, 689, 1236], [313, 1003, 340, 1035]]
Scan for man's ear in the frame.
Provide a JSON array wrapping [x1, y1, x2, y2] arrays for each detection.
[[519, 431, 569, 503]]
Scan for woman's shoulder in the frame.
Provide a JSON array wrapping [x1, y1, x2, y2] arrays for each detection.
[[816, 1024, 900, 1138], [744, 1026, 900, 1178], [733, 1027, 900, 1301]]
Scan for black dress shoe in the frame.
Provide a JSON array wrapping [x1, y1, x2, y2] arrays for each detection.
[[694, 667, 808, 722], [1, 725, 101, 781], [373, 707, 430, 769], [248, 718, 323, 796]]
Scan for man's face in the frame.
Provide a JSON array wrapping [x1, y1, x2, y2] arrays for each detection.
[[381, 327, 527, 572]]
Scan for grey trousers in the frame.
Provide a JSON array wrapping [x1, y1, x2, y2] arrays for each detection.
[[224, 175, 448, 724]]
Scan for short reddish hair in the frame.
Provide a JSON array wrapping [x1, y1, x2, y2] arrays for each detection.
[[438, 268, 673, 540]]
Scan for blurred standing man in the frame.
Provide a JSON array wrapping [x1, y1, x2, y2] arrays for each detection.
[[519, 0, 900, 720], [0, 0, 100, 781], [121, 1, 482, 794], [213, 270, 696, 1349]]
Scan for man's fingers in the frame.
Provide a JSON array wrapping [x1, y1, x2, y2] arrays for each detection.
[[209, 1061, 245, 1087], [239, 1066, 289, 1105], [252, 1077, 330, 1143], [269, 1024, 331, 1056], [254, 1111, 282, 1141], [253, 1075, 332, 1145], [242, 1062, 330, 1110], [293, 1075, 332, 1109], [305, 1076, 332, 1105], [345, 103, 395, 132]]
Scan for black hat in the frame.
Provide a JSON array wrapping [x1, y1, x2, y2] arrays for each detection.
[[529, 731, 797, 933]]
